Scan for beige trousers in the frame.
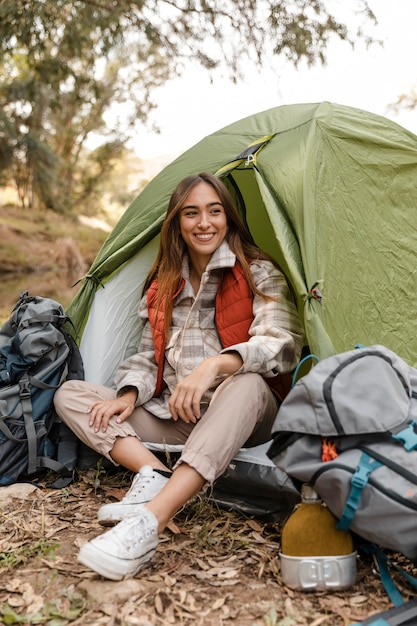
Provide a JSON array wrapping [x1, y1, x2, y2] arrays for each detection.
[[53, 373, 278, 484]]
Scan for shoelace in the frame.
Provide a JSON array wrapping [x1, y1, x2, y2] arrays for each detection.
[[123, 473, 153, 503], [109, 512, 155, 549]]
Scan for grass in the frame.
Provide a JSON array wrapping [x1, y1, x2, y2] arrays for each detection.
[[0, 204, 108, 324], [0, 537, 59, 569], [0, 204, 107, 274], [1, 591, 87, 625], [0, 242, 31, 273]]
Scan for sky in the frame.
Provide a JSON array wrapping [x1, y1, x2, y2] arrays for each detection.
[[131, 0, 417, 160]]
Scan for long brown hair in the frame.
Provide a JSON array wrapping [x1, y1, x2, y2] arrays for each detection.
[[143, 172, 275, 334]]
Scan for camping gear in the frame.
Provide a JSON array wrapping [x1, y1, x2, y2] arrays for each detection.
[[279, 484, 356, 590], [268, 344, 417, 560], [66, 101, 417, 516], [0, 292, 85, 486]]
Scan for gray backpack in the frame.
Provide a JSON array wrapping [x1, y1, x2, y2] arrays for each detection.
[[0, 292, 84, 485], [268, 345, 417, 561]]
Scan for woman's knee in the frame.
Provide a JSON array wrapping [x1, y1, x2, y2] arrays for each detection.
[[54, 379, 81, 413], [55, 380, 114, 413], [212, 372, 268, 402]]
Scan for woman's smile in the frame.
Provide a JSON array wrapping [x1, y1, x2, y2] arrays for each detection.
[[194, 233, 215, 241]]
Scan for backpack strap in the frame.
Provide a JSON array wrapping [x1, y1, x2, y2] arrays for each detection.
[[337, 422, 417, 532], [36, 449, 72, 478], [356, 544, 417, 615], [337, 452, 383, 531], [372, 547, 407, 607], [28, 363, 68, 390], [18, 311, 68, 329], [0, 368, 69, 476], [291, 352, 320, 387], [0, 377, 45, 473], [19, 375, 39, 475]]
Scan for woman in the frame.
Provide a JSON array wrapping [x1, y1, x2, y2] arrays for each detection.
[[54, 172, 304, 580]]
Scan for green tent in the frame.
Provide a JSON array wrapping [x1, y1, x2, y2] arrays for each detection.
[[70, 101, 417, 387], [67, 101, 417, 517]]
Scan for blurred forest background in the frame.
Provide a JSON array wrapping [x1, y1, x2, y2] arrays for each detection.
[[0, 0, 415, 323]]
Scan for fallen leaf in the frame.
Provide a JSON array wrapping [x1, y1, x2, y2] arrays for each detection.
[[246, 519, 263, 532], [212, 597, 227, 610], [26, 595, 45, 615], [350, 595, 369, 605], [7, 594, 25, 608], [163, 574, 176, 587], [154, 593, 165, 616]]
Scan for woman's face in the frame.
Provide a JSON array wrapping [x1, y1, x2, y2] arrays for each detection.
[[179, 181, 227, 268]]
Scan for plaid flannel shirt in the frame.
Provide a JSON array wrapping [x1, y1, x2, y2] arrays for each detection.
[[115, 241, 304, 419]]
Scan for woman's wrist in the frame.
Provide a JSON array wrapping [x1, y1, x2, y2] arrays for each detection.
[[117, 385, 138, 404], [213, 352, 243, 376]]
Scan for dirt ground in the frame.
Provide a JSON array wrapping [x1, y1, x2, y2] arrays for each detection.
[[1, 469, 416, 626]]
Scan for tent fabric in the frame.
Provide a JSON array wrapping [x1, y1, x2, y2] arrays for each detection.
[[68, 101, 417, 388]]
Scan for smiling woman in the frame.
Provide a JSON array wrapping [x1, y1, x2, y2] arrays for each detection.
[[53, 171, 304, 581]]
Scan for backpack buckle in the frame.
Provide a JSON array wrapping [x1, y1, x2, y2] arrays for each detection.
[[392, 422, 417, 452], [18, 378, 31, 398], [350, 456, 381, 491]]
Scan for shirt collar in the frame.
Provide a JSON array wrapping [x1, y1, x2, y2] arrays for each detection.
[[182, 240, 237, 279]]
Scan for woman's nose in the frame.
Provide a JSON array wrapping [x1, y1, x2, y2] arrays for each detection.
[[198, 213, 210, 228]]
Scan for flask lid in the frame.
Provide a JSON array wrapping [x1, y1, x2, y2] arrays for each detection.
[[301, 484, 321, 503]]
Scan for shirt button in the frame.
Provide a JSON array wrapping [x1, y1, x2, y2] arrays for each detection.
[[252, 363, 261, 372], [184, 360, 194, 370]]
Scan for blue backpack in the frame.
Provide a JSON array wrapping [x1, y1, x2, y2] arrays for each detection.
[[0, 292, 84, 486]]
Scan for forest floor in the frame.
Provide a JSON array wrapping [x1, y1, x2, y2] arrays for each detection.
[[1, 469, 414, 626]]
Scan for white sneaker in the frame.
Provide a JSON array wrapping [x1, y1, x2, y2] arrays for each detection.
[[78, 506, 158, 580], [98, 465, 169, 526]]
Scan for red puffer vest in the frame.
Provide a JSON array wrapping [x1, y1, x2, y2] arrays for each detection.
[[147, 262, 291, 402]]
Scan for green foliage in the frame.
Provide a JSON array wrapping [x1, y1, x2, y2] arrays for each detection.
[[92, 457, 107, 493], [0, 538, 58, 570], [1, 592, 86, 625], [0, 0, 376, 212]]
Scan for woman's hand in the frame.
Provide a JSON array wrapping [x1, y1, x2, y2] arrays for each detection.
[[169, 353, 243, 423], [88, 389, 137, 433]]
